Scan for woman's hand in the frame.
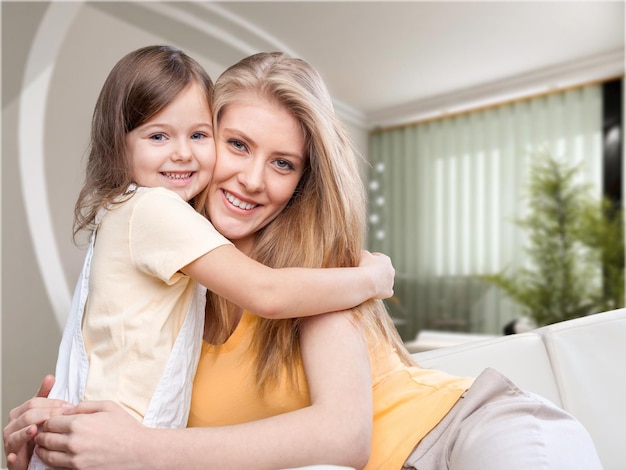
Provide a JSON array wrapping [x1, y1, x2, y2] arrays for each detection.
[[35, 401, 145, 470], [358, 250, 395, 299], [4, 375, 70, 470]]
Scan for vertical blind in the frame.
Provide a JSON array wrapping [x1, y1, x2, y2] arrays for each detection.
[[368, 85, 603, 340]]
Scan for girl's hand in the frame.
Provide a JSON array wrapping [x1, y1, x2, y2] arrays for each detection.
[[4, 375, 70, 470], [35, 401, 145, 470], [358, 250, 395, 299]]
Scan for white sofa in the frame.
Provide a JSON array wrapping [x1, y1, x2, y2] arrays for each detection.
[[292, 308, 625, 470], [413, 308, 626, 470]]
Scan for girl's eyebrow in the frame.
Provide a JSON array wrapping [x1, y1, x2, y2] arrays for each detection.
[[222, 127, 304, 161], [139, 121, 213, 130]]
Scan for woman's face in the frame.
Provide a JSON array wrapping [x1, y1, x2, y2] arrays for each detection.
[[205, 91, 306, 254]]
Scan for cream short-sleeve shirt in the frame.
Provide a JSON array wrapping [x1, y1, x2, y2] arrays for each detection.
[[82, 187, 231, 421]]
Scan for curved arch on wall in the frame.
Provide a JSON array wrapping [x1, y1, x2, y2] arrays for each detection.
[[18, 2, 363, 331], [19, 2, 83, 330]]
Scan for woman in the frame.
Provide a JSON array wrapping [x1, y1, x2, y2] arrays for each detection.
[[5, 52, 602, 470]]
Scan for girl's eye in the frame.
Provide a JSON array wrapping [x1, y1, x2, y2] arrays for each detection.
[[191, 132, 207, 140], [149, 133, 167, 142], [274, 159, 295, 171]]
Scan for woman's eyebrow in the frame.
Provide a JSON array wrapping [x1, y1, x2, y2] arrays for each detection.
[[222, 127, 304, 160]]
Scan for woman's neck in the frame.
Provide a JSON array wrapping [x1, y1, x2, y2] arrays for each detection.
[[204, 305, 244, 345], [233, 238, 254, 256], [202, 235, 254, 344]]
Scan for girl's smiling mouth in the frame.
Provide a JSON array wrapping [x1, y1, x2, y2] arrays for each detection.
[[161, 171, 193, 180]]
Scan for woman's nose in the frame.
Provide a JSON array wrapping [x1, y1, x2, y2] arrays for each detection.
[[237, 159, 265, 192]]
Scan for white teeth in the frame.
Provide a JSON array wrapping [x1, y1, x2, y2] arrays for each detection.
[[163, 172, 192, 179], [224, 191, 258, 210]]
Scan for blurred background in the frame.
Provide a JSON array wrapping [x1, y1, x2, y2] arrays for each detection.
[[2, 2, 624, 459]]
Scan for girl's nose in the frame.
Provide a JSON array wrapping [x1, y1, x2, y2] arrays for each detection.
[[172, 140, 192, 162]]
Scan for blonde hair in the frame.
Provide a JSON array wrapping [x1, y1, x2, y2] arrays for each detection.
[[206, 52, 414, 390], [73, 45, 213, 239]]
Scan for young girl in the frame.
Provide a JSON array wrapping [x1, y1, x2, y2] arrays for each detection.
[[27, 45, 394, 470]]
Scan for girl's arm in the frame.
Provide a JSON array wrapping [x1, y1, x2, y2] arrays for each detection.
[[3, 375, 70, 470], [182, 246, 394, 319], [34, 312, 373, 470]]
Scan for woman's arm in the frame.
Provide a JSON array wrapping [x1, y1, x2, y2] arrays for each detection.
[[34, 312, 373, 470], [183, 246, 394, 319]]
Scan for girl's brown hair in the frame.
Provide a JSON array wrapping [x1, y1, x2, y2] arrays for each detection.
[[73, 45, 213, 239], [206, 52, 414, 391]]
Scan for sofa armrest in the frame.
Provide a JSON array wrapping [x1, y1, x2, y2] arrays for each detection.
[[412, 333, 562, 407], [539, 308, 626, 470]]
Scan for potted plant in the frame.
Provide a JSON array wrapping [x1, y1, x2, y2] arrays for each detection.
[[482, 151, 624, 327]]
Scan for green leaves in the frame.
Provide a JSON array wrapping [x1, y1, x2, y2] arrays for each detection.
[[483, 151, 624, 326]]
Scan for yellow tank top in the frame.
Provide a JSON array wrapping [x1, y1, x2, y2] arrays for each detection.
[[188, 311, 473, 469]]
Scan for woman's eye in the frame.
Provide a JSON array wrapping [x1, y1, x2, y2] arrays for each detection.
[[275, 159, 295, 171], [228, 139, 247, 152]]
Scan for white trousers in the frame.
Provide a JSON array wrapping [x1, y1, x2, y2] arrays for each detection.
[[403, 368, 603, 470]]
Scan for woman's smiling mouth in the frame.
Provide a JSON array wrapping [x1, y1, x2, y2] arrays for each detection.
[[224, 190, 258, 210]]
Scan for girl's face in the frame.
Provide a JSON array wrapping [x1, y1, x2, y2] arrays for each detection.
[[206, 92, 306, 254], [126, 82, 214, 202]]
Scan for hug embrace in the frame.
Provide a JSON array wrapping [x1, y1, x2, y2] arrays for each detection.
[[4, 46, 601, 470]]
